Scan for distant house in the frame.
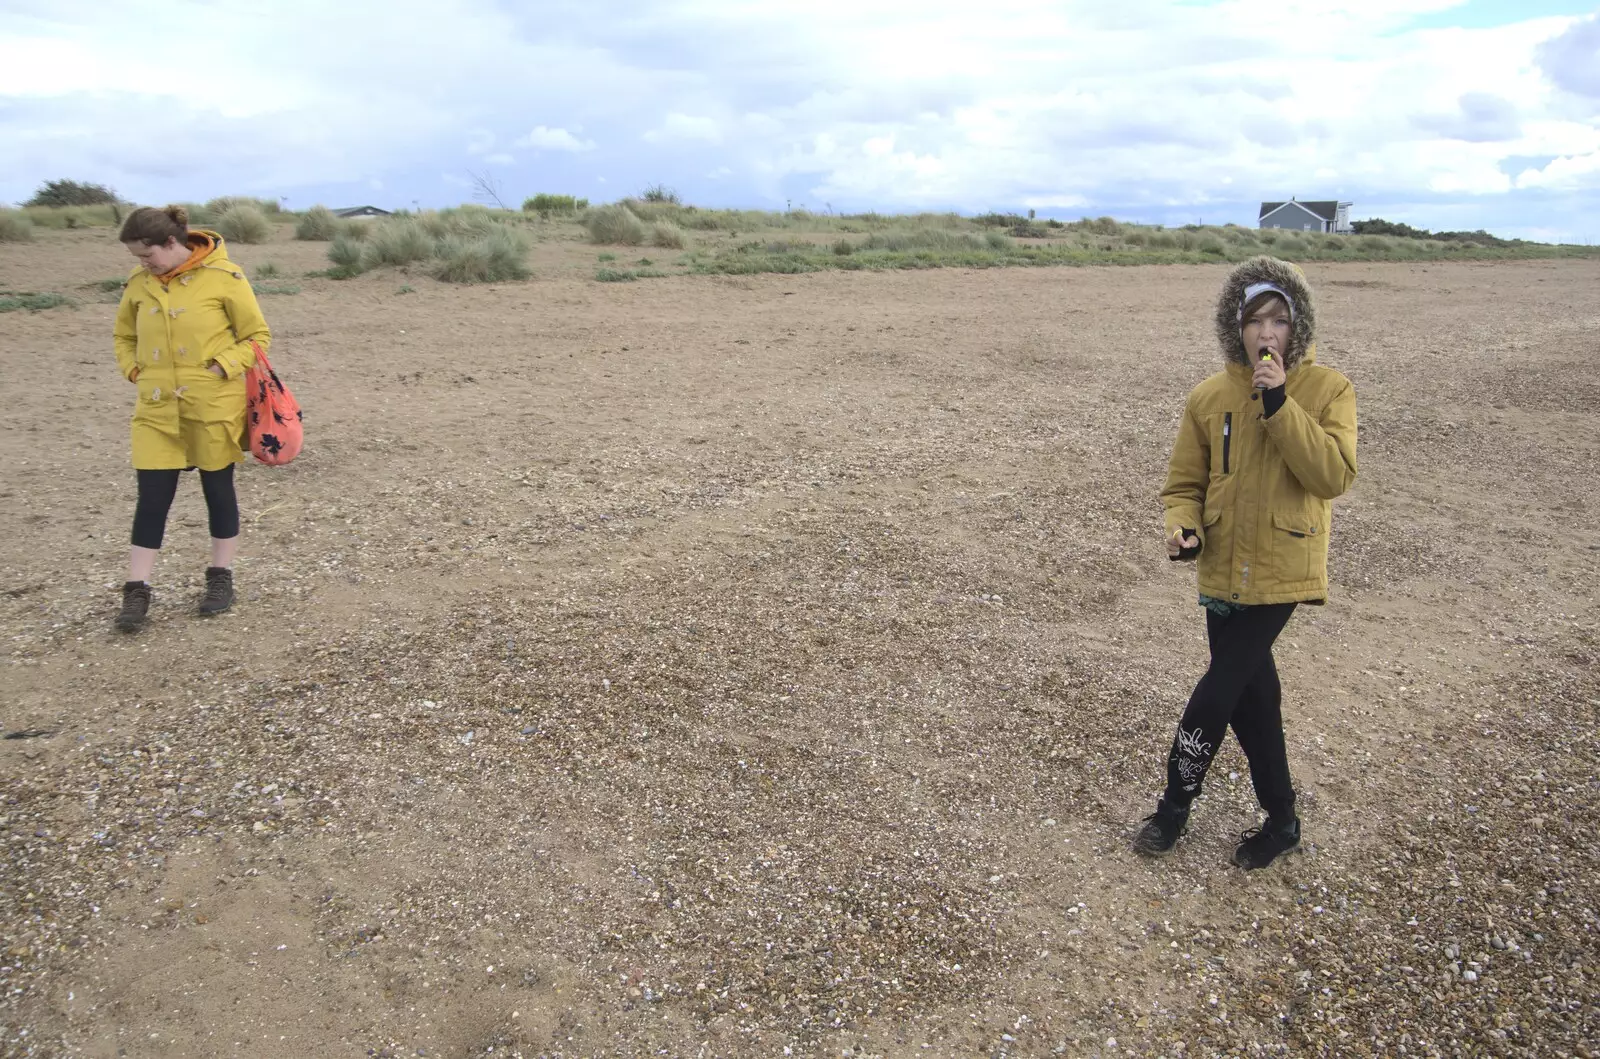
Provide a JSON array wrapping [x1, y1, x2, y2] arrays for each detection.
[[1259, 199, 1352, 234], [332, 206, 391, 220]]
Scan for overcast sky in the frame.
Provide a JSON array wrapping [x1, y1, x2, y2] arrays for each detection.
[[2, 0, 1597, 240]]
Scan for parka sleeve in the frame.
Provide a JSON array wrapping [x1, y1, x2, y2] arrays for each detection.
[[1160, 395, 1210, 540], [213, 274, 270, 379], [114, 284, 139, 381], [1262, 378, 1357, 499]]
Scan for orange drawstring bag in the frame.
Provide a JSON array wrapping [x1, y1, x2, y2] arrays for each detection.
[[245, 341, 303, 465]]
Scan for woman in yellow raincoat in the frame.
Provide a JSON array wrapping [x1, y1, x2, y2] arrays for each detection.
[[112, 205, 270, 631]]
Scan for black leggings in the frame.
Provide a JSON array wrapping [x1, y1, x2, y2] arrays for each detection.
[[1164, 602, 1297, 819], [131, 466, 239, 549]]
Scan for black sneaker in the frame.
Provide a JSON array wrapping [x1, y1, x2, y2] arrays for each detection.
[[1233, 817, 1301, 869], [198, 567, 234, 616], [116, 581, 151, 633], [1132, 799, 1189, 857]]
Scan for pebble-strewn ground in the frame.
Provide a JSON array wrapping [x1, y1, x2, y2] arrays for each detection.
[[1, 230, 1596, 1057]]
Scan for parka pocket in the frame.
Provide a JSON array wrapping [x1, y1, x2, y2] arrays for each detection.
[[1270, 512, 1322, 584]]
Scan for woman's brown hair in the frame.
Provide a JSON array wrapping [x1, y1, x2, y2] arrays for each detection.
[[119, 205, 189, 246]]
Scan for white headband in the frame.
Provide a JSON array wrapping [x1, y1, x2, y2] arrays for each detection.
[[1239, 282, 1295, 323]]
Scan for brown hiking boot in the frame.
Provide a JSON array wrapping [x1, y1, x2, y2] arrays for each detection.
[[116, 581, 151, 633], [198, 567, 235, 616]]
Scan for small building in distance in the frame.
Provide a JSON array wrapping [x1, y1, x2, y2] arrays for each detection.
[[331, 206, 391, 220], [1259, 199, 1352, 234]]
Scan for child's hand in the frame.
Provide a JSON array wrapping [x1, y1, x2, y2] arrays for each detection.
[[1252, 354, 1286, 390], [1167, 528, 1199, 557]]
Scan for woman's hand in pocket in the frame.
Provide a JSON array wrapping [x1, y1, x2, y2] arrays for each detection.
[[207, 363, 225, 378]]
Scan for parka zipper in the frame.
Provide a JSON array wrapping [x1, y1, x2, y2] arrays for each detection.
[[1222, 412, 1232, 474]]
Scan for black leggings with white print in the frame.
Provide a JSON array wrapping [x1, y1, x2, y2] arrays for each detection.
[[1165, 602, 1297, 819]]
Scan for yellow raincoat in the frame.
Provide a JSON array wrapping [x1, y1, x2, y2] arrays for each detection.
[[113, 230, 270, 471], [1162, 257, 1358, 605]]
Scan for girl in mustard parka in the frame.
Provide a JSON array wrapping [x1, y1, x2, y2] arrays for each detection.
[[112, 205, 270, 632], [1134, 256, 1357, 869]]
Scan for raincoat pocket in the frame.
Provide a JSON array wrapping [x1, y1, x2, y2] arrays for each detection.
[[1270, 511, 1321, 584]]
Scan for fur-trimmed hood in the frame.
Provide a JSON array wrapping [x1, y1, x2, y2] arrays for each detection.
[[1214, 256, 1316, 371]]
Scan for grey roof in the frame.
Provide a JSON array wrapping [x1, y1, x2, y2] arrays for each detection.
[[331, 206, 391, 217], [1259, 200, 1344, 221]]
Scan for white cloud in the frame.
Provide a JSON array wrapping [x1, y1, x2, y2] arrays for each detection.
[[518, 125, 596, 152], [0, 0, 1595, 232], [644, 113, 722, 144], [1516, 152, 1600, 190]]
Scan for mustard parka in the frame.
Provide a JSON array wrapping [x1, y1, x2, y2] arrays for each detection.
[[1162, 257, 1358, 605], [113, 230, 269, 471]]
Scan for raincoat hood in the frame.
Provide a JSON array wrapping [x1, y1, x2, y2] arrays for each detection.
[[1215, 256, 1317, 372], [130, 229, 234, 285]]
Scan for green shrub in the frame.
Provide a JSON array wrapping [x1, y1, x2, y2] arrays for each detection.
[[328, 234, 365, 271], [31, 203, 121, 229], [361, 218, 434, 268], [26, 180, 119, 207], [397, 285, 416, 294], [206, 195, 280, 215], [255, 263, 281, 278], [0, 210, 34, 243], [622, 198, 681, 224], [336, 219, 371, 242], [0, 291, 74, 312], [1070, 215, 1122, 236], [833, 238, 855, 256], [254, 284, 301, 295], [447, 205, 501, 235], [641, 183, 680, 204], [215, 205, 271, 244], [523, 194, 587, 214], [863, 228, 987, 252], [1124, 230, 1149, 246], [985, 231, 1013, 250], [177, 202, 217, 226], [431, 227, 530, 283], [296, 205, 339, 240], [1198, 235, 1226, 255], [583, 205, 646, 245], [417, 211, 450, 240], [1256, 229, 1279, 245], [595, 267, 667, 282], [650, 221, 686, 249], [86, 276, 125, 292]]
